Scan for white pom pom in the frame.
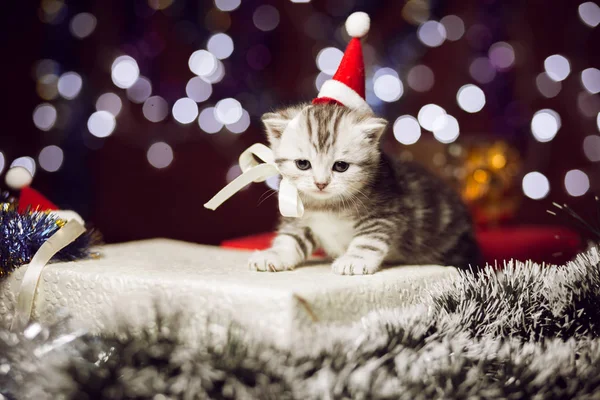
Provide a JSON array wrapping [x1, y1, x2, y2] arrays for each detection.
[[345, 12, 370, 38], [5, 166, 32, 189]]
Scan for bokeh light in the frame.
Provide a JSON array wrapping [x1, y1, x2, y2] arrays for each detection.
[[315, 72, 331, 91], [198, 107, 223, 134], [373, 73, 403, 102], [583, 135, 600, 162], [69, 12, 96, 39], [578, 2, 600, 28], [417, 104, 446, 131], [522, 172, 550, 200], [440, 15, 464, 41], [544, 55, 571, 82], [10, 157, 36, 177], [188, 50, 218, 77], [373, 67, 398, 80], [207, 33, 234, 60], [226, 164, 242, 183], [0, 152, 4, 175], [469, 57, 496, 84], [432, 114, 460, 143], [564, 169, 590, 197], [143, 96, 169, 122], [147, 0, 174, 10], [111, 56, 140, 89], [172, 98, 199, 124], [215, 0, 241, 12], [401, 0, 430, 25], [577, 91, 600, 118], [38, 145, 64, 172], [488, 42, 515, 70], [535, 72, 561, 98], [57, 71, 83, 100], [407, 65, 434, 92], [581, 67, 600, 94], [40, 0, 67, 24], [87, 111, 116, 138], [457, 84, 485, 113], [34, 59, 59, 79], [597, 112, 600, 131], [316, 47, 343, 75], [126, 76, 152, 104], [531, 109, 561, 142], [147, 142, 174, 169], [266, 175, 280, 190], [36, 73, 59, 100], [226, 109, 251, 134], [253, 5, 280, 32], [203, 59, 225, 83], [32, 103, 57, 131], [393, 115, 421, 145], [417, 20, 447, 47], [96, 93, 123, 116], [215, 98, 243, 124], [186, 76, 212, 102]]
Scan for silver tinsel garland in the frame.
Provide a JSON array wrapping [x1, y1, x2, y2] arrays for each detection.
[[1, 247, 599, 399]]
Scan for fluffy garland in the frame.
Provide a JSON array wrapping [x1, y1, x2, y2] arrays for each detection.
[[1, 247, 599, 399], [0, 177, 595, 399]]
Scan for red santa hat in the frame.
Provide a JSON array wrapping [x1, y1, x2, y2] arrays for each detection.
[[5, 164, 84, 224], [313, 12, 372, 113]]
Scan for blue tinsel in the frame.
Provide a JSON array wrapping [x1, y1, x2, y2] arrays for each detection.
[[0, 202, 101, 278]]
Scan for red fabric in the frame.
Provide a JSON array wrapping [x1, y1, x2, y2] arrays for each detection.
[[17, 187, 58, 213], [477, 226, 582, 266], [312, 97, 345, 107], [221, 226, 583, 266]]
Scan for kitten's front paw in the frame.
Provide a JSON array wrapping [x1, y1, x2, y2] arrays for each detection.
[[248, 250, 294, 272], [332, 255, 380, 275]]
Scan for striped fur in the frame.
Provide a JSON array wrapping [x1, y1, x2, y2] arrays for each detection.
[[248, 103, 481, 275]]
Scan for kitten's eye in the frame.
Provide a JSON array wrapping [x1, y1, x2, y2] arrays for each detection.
[[333, 161, 349, 172], [295, 159, 311, 170]]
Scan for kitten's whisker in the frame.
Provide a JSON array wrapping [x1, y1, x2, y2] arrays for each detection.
[[348, 193, 366, 214], [257, 189, 278, 206], [258, 189, 276, 203], [351, 193, 369, 213]]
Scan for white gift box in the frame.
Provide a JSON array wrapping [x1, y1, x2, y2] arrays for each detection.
[[0, 239, 458, 348]]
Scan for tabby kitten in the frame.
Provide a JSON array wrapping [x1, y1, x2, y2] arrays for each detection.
[[248, 103, 481, 275]]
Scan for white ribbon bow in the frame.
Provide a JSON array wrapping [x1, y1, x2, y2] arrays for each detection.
[[204, 143, 304, 218]]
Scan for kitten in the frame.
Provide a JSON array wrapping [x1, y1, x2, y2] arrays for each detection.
[[248, 103, 481, 275]]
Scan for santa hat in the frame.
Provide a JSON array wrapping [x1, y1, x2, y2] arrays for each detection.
[[4, 164, 84, 224], [313, 12, 372, 113]]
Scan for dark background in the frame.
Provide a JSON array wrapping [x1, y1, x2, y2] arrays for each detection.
[[1, 0, 598, 246]]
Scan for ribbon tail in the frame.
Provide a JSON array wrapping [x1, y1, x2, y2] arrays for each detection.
[[10, 219, 86, 332], [204, 163, 279, 211], [278, 178, 304, 218]]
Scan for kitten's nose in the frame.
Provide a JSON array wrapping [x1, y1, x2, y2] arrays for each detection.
[[315, 182, 329, 191]]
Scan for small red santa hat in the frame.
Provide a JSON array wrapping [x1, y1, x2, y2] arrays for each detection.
[[5, 163, 84, 224], [313, 12, 372, 113]]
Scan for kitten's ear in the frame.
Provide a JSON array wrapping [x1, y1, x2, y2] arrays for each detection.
[[358, 117, 388, 143], [261, 105, 304, 146], [261, 112, 289, 143]]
